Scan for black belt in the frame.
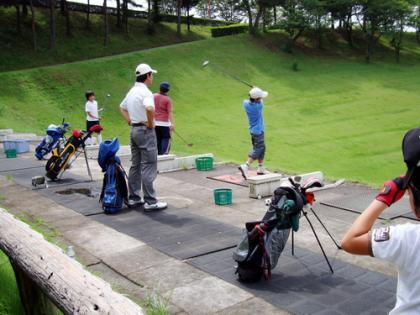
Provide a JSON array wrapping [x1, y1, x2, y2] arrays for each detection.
[[131, 122, 147, 127]]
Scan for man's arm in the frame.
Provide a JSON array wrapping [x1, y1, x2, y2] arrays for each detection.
[[168, 99, 175, 131], [120, 107, 131, 125], [146, 106, 155, 129]]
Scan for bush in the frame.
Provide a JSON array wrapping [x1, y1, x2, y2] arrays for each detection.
[[292, 60, 300, 71], [160, 15, 233, 27], [211, 24, 248, 38]]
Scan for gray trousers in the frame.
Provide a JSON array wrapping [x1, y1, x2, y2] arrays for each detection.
[[129, 126, 158, 204]]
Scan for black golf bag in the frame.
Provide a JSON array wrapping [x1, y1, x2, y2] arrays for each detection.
[[233, 186, 306, 282]]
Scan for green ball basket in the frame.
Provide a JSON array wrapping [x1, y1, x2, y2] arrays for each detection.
[[195, 157, 214, 171], [214, 188, 232, 206]]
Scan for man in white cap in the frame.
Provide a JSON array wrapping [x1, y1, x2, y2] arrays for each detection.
[[119, 63, 167, 211], [238, 87, 269, 179]]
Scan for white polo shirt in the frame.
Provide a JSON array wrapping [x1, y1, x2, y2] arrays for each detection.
[[85, 100, 99, 121], [372, 223, 420, 314], [120, 82, 154, 123]]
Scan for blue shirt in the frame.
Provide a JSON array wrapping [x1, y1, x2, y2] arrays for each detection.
[[243, 100, 264, 135]]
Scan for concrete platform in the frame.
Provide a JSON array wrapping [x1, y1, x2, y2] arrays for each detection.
[[2, 152, 417, 314]]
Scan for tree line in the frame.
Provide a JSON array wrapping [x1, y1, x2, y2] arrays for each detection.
[[3, 0, 420, 62]]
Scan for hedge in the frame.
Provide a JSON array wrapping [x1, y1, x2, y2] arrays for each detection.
[[211, 24, 248, 37], [160, 15, 234, 26]]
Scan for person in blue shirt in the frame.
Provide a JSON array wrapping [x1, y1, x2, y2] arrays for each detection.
[[239, 87, 269, 179]]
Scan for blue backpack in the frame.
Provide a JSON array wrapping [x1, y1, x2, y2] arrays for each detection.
[[98, 139, 128, 214]]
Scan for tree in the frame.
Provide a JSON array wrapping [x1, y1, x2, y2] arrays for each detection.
[[103, 0, 109, 46], [86, 0, 91, 29], [177, 0, 181, 35], [49, 0, 57, 50], [278, 0, 312, 48], [15, 0, 22, 35], [63, 0, 72, 36], [387, 0, 416, 62], [116, 0, 122, 29], [29, 0, 37, 51]]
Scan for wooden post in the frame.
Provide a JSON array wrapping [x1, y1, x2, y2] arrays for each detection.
[[10, 258, 58, 315], [0, 208, 144, 315]]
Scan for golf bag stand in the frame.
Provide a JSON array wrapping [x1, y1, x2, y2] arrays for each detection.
[[82, 143, 93, 182], [290, 205, 342, 274]]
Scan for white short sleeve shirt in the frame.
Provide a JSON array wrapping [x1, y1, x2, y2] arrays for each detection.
[[120, 82, 155, 123], [85, 100, 99, 121], [372, 223, 420, 314]]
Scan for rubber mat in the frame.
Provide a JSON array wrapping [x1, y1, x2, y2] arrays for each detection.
[[0, 157, 43, 172], [207, 170, 259, 187], [188, 246, 396, 315], [91, 208, 241, 260], [37, 181, 104, 216]]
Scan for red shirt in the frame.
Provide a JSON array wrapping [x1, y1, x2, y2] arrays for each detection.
[[153, 93, 173, 123]]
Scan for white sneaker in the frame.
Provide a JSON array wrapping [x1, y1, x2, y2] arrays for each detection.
[[144, 201, 167, 211], [238, 164, 249, 180], [257, 166, 269, 175]]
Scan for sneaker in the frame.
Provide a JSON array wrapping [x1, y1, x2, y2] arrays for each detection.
[[144, 201, 168, 212], [257, 166, 269, 175], [127, 198, 144, 207], [238, 164, 249, 180]]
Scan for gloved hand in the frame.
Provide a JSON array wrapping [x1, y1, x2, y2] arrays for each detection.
[[375, 176, 406, 207]]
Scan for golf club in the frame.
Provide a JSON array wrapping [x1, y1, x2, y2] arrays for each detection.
[[173, 130, 193, 147], [202, 60, 253, 88], [99, 93, 111, 113]]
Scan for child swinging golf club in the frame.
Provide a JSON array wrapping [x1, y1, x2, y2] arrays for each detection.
[[342, 127, 420, 314], [239, 87, 269, 180]]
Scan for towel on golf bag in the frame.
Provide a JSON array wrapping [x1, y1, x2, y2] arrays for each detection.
[[233, 186, 305, 282], [98, 138, 128, 214]]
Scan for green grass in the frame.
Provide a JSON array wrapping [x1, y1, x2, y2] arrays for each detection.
[[0, 7, 211, 72], [0, 33, 419, 186], [0, 251, 24, 315]]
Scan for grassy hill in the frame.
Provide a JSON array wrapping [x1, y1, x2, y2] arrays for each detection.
[[0, 6, 211, 72], [1, 33, 419, 186]]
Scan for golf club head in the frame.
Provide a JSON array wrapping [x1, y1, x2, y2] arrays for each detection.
[[202, 60, 209, 68]]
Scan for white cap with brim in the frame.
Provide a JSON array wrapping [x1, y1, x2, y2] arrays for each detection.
[[135, 63, 157, 76], [249, 87, 268, 99]]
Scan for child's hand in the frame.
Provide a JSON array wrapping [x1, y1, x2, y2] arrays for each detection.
[[375, 176, 406, 206]]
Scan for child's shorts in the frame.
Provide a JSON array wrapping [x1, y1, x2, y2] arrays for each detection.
[[248, 132, 265, 160]]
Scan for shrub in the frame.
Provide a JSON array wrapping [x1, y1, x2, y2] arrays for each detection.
[[292, 60, 300, 71], [211, 24, 248, 38], [160, 15, 233, 27]]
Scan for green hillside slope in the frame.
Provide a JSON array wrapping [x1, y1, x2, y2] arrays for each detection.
[[1, 34, 419, 186]]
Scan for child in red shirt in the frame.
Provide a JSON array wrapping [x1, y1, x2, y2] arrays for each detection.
[[153, 82, 175, 155]]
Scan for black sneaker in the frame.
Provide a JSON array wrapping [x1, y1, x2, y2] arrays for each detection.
[[127, 198, 144, 207]]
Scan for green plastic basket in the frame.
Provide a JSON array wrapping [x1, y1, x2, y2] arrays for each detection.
[[214, 188, 232, 205], [195, 157, 214, 171], [5, 149, 17, 158]]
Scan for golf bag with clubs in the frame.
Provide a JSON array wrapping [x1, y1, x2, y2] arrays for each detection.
[[233, 185, 306, 282], [45, 125, 103, 181], [35, 119, 70, 160], [98, 138, 128, 214]]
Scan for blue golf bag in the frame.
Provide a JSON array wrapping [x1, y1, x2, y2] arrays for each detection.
[[35, 120, 70, 160], [98, 138, 128, 214]]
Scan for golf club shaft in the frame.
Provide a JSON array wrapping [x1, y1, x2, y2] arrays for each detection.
[[209, 63, 253, 88], [174, 130, 192, 146]]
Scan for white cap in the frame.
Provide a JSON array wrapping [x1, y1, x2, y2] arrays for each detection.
[[135, 63, 157, 76], [249, 87, 268, 99]]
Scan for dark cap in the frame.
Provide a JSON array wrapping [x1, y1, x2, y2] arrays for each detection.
[[402, 127, 420, 188], [160, 82, 170, 91]]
